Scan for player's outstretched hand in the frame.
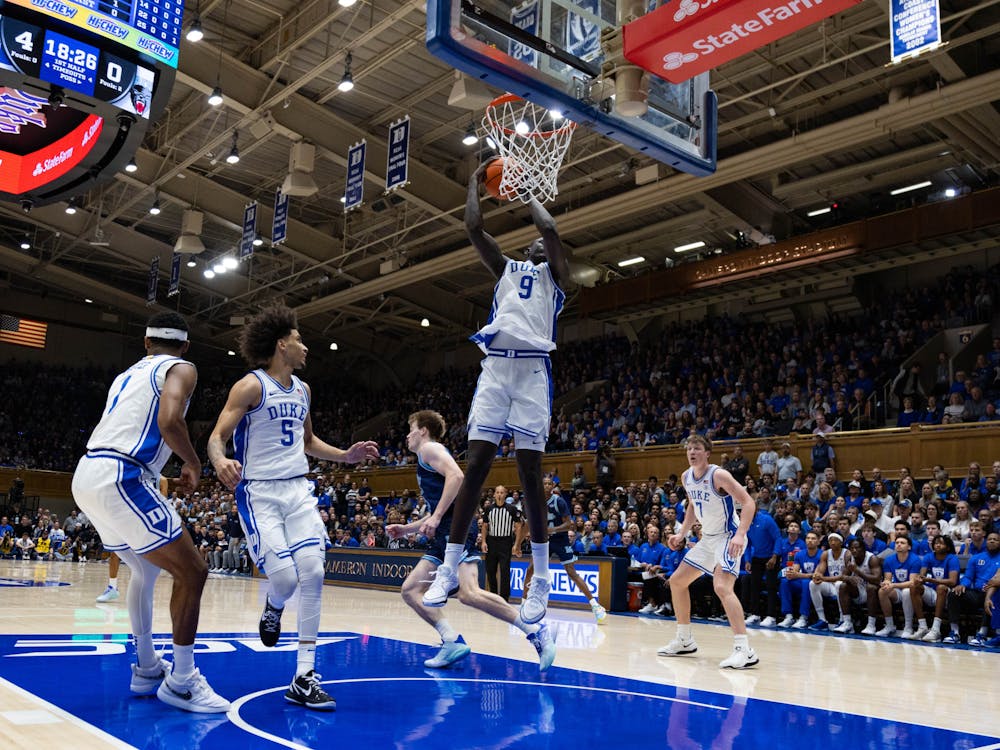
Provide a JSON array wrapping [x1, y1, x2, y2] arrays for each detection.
[[343, 440, 380, 465], [386, 524, 405, 540]]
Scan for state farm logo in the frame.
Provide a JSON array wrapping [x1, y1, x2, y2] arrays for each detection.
[[663, 51, 698, 69], [32, 148, 74, 177]]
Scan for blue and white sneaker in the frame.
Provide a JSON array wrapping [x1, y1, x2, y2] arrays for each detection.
[[130, 657, 171, 695], [422, 565, 459, 608], [808, 620, 829, 631], [424, 636, 471, 668], [527, 624, 556, 671], [967, 633, 987, 648], [156, 669, 230, 713], [96, 585, 119, 602], [941, 632, 961, 644], [520, 577, 551, 625]]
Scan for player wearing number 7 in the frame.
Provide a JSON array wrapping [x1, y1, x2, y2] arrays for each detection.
[[422, 161, 571, 627], [658, 434, 760, 669], [208, 304, 379, 711]]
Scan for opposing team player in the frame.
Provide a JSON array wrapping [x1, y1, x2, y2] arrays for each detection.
[[423, 162, 572, 626], [387, 410, 555, 670], [208, 304, 378, 710], [658, 435, 759, 669], [71, 312, 229, 713]]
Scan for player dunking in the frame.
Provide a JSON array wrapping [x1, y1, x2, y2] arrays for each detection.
[[71, 312, 229, 712], [208, 304, 379, 710], [658, 435, 759, 669], [422, 162, 572, 625], [387, 410, 555, 670]]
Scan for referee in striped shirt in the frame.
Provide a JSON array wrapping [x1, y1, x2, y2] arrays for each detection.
[[481, 485, 522, 601]]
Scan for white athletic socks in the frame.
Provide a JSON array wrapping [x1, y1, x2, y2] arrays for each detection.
[[734, 634, 749, 650], [530, 542, 550, 579], [513, 614, 540, 635], [108, 578, 118, 590], [443, 543, 464, 571], [296, 642, 316, 677], [677, 624, 693, 641], [434, 620, 459, 643], [172, 643, 195, 679]]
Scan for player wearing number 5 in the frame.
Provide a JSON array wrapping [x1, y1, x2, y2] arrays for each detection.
[[658, 434, 759, 669], [208, 305, 379, 710], [422, 162, 571, 627]]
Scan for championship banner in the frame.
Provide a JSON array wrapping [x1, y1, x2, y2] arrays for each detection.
[[167, 253, 181, 297], [509, 0, 539, 67], [385, 116, 410, 194], [623, 0, 863, 83], [890, 0, 940, 63], [272, 189, 289, 246], [239, 202, 257, 261], [566, 0, 602, 62], [146, 256, 159, 305], [344, 140, 366, 212]]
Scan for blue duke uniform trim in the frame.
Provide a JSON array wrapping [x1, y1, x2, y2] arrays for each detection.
[[417, 448, 480, 565], [234, 370, 310, 481], [680, 464, 742, 575]]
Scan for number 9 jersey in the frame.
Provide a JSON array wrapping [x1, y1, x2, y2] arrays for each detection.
[[470, 257, 565, 354], [234, 370, 310, 481]]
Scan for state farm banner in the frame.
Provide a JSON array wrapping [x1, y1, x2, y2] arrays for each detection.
[[623, 0, 863, 83]]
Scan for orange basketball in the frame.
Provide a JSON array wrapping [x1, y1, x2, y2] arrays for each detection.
[[483, 157, 512, 200]]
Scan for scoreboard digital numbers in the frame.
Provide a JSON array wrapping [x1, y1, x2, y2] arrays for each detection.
[[4, 0, 183, 67]]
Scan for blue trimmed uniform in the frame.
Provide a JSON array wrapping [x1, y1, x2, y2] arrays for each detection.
[[418, 447, 479, 566]]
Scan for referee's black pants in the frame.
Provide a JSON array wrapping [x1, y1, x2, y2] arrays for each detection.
[[485, 536, 515, 601]]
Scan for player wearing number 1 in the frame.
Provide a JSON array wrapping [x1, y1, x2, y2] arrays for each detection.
[[422, 161, 572, 626], [208, 304, 379, 711]]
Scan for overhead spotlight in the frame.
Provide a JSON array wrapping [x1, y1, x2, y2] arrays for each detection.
[[329, 342, 339, 350], [203, 268, 215, 279], [225, 131, 240, 164], [186, 257, 197, 267], [186, 17, 204, 42], [485, 135, 497, 150], [19, 236, 30, 250], [945, 187, 957, 198], [223, 256, 239, 269], [213, 261, 227, 274], [124, 157, 138, 173], [148, 194, 161, 215], [515, 121, 530, 135], [338, 0, 357, 6], [227, 350, 236, 356], [890, 180, 932, 196], [84, 298, 93, 303], [420, 318, 430, 327], [207, 85, 223, 106], [340, 196, 347, 203], [549, 109, 563, 121], [252, 233, 264, 247], [65, 198, 78, 214], [462, 123, 478, 146], [337, 52, 354, 92]]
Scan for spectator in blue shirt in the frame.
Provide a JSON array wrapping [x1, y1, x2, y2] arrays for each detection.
[[745, 509, 782, 627], [944, 531, 1000, 645], [875, 535, 924, 637], [779, 531, 823, 628], [914, 535, 960, 642], [636, 526, 671, 615]]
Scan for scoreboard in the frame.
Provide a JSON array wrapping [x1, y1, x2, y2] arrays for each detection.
[[0, 0, 183, 204]]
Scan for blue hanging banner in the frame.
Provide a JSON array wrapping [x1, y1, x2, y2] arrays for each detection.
[[890, 0, 941, 63], [146, 256, 159, 305], [239, 202, 258, 260], [167, 253, 181, 298], [509, 0, 539, 67], [566, 0, 602, 62], [385, 117, 411, 194], [344, 140, 366, 212], [272, 189, 289, 245]]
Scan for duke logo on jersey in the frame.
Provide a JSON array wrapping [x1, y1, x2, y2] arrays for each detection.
[[234, 371, 310, 481]]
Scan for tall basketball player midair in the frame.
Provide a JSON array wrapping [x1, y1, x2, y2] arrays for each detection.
[[72, 312, 229, 712], [423, 162, 572, 626], [208, 304, 379, 710]]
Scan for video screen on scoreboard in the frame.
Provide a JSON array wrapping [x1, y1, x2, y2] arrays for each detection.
[[0, 14, 154, 118]]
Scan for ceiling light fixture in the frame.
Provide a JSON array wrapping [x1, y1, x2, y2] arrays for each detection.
[[420, 318, 430, 328], [148, 194, 161, 215], [252, 233, 264, 247], [673, 240, 705, 253], [186, 257, 197, 268], [65, 198, 78, 215], [203, 269, 215, 279], [549, 109, 563, 121], [944, 187, 957, 198], [807, 206, 832, 217], [213, 261, 227, 274], [329, 342, 339, 350], [225, 131, 240, 164], [124, 157, 138, 173], [84, 298, 93, 303], [618, 256, 645, 267], [337, 52, 354, 92], [227, 349, 236, 356], [19, 236, 30, 250], [462, 123, 478, 146], [890, 180, 932, 196], [338, 0, 357, 6], [207, 85, 223, 106], [186, 17, 204, 42], [223, 256, 239, 269]]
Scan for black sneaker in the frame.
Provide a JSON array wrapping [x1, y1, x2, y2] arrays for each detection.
[[285, 670, 336, 711], [259, 597, 283, 647]]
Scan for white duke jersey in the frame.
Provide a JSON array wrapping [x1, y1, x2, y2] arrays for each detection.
[[471, 257, 565, 354], [234, 370, 310, 481], [86, 354, 192, 476], [827, 547, 848, 576], [682, 464, 739, 536]]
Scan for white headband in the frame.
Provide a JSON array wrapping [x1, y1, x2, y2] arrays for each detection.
[[828, 532, 844, 543], [146, 326, 188, 341]]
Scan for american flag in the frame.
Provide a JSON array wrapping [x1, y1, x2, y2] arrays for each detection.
[[0, 314, 47, 349]]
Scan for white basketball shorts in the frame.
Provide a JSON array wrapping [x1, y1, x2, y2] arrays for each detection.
[[71, 453, 183, 554], [681, 532, 744, 577], [236, 476, 326, 574], [467, 353, 552, 450]]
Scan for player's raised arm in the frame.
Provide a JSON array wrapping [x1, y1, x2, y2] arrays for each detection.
[[465, 162, 505, 279], [527, 196, 571, 288]]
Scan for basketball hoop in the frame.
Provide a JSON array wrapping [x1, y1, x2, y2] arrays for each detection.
[[482, 93, 577, 204]]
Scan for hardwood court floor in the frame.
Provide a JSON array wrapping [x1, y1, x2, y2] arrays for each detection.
[[1, 559, 998, 750]]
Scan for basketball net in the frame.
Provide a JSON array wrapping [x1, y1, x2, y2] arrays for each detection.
[[483, 94, 577, 204]]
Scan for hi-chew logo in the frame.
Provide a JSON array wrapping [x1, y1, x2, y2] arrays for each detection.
[[30, 0, 78, 18], [137, 37, 174, 61], [87, 15, 129, 39]]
